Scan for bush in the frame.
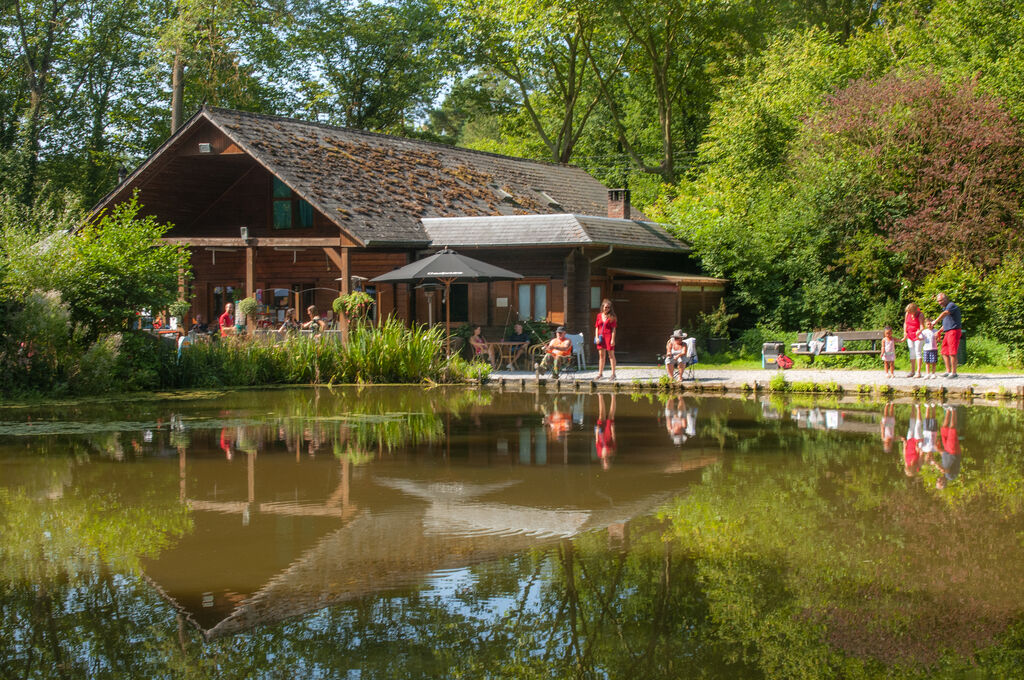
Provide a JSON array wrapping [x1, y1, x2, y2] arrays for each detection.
[[914, 257, 988, 328], [987, 256, 1024, 353]]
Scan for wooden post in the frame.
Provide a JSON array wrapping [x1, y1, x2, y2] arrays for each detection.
[[245, 244, 255, 297], [340, 247, 350, 341]]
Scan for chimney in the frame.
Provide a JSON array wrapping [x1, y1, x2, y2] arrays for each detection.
[[608, 188, 630, 219]]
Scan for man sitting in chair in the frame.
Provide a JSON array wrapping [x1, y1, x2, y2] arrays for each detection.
[[535, 327, 573, 378], [665, 330, 689, 382], [505, 322, 531, 370]]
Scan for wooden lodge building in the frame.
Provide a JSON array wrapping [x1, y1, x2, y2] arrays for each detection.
[[93, 107, 726, 359]]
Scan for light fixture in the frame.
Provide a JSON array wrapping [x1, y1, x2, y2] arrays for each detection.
[[239, 226, 248, 240], [198, 142, 212, 153]]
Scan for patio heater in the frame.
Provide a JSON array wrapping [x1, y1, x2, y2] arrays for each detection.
[[416, 282, 441, 326]]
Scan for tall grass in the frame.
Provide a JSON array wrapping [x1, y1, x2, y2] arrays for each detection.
[[171, 318, 483, 387]]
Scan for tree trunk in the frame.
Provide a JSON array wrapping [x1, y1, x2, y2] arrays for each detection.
[[171, 48, 184, 134]]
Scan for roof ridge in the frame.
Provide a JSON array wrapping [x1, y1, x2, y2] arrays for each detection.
[[203, 106, 589, 173]]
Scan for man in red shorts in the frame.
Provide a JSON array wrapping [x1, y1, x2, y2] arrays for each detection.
[[932, 292, 962, 378]]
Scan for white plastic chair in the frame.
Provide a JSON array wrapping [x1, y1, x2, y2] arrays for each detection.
[[683, 337, 698, 380], [566, 333, 587, 371]]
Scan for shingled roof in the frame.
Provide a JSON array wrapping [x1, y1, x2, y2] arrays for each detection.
[[422, 214, 688, 252], [174, 107, 637, 246]]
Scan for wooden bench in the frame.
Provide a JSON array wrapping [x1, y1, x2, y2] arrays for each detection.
[[791, 330, 885, 362]]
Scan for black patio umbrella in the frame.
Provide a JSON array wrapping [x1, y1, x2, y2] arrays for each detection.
[[370, 248, 523, 355]]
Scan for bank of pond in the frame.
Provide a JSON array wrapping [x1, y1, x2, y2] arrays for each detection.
[[2, 388, 1024, 679]]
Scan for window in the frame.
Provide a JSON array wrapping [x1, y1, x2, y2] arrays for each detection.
[[272, 177, 314, 230], [517, 282, 548, 321], [591, 286, 602, 309]]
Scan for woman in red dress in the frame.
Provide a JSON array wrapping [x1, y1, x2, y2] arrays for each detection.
[[594, 298, 617, 379]]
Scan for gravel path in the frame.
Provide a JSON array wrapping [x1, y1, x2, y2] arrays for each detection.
[[490, 364, 1024, 393]]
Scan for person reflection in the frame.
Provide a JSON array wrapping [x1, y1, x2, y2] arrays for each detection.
[[594, 393, 617, 469], [544, 398, 572, 441], [665, 396, 689, 446], [900, 404, 922, 477], [920, 403, 939, 465], [930, 405, 962, 489], [880, 402, 895, 453], [219, 427, 234, 460]]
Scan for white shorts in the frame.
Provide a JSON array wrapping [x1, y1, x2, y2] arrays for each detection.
[[665, 353, 686, 366], [906, 338, 922, 360]]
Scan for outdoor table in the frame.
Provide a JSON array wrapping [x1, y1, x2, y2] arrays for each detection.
[[487, 341, 530, 369]]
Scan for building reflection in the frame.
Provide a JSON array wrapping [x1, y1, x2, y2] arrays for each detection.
[[126, 391, 723, 640]]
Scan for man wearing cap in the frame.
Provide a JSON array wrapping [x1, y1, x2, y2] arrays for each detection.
[[665, 330, 689, 381], [535, 327, 573, 378]]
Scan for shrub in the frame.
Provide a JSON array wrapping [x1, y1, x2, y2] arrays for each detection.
[[987, 256, 1024, 355], [914, 257, 989, 328]]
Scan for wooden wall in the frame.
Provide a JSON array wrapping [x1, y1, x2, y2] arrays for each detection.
[[185, 247, 411, 323]]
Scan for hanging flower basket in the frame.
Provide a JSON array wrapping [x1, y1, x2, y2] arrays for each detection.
[[334, 291, 374, 322]]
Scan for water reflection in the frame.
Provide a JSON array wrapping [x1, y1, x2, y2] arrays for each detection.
[[2, 390, 1024, 677]]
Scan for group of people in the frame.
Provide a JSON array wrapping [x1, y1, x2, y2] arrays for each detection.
[[206, 302, 328, 337], [881, 402, 962, 489], [467, 298, 621, 380], [880, 292, 963, 379]]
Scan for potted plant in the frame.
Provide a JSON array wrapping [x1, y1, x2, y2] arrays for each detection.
[[334, 291, 374, 323], [696, 299, 738, 355], [167, 298, 191, 330], [235, 296, 259, 331]]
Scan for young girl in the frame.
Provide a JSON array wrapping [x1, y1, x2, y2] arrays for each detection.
[[920, 318, 939, 379], [881, 326, 896, 378], [594, 298, 617, 380]]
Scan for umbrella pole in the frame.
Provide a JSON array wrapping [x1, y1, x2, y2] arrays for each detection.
[[445, 279, 452, 357]]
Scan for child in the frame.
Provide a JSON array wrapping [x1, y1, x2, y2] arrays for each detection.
[[881, 326, 896, 378], [920, 318, 939, 379]]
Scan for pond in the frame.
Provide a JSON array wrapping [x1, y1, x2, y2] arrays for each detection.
[[2, 387, 1024, 679]]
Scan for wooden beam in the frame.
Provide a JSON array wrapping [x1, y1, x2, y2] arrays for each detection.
[[165, 237, 353, 247], [245, 245, 255, 297]]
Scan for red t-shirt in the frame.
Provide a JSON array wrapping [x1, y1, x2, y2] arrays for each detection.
[[941, 427, 960, 455], [218, 311, 234, 328]]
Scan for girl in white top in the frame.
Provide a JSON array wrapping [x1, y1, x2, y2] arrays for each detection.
[[880, 326, 896, 378]]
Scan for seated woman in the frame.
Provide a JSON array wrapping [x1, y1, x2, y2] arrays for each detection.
[[278, 307, 301, 336], [301, 305, 326, 334], [468, 325, 498, 368]]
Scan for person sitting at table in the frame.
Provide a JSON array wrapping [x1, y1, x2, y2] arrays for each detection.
[[218, 303, 234, 331], [469, 325, 498, 368], [301, 305, 326, 334], [504, 322, 531, 369], [535, 326, 573, 378], [278, 307, 300, 336], [189, 314, 210, 335]]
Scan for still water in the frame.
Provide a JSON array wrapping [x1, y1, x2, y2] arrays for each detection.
[[2, 387, 1024, 679]]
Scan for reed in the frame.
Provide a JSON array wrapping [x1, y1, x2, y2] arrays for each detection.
[[173, 319, 484, 387]]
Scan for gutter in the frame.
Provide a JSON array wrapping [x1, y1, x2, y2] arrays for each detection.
[[589, 245, 614, 263]]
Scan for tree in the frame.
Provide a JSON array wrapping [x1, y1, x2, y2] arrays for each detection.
[[2, 195, 192, 340], [803, 72, 1024, 277], [294, 0, 456, 133], [448, 0, 605, 163], [582, 0, 765, 183]]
